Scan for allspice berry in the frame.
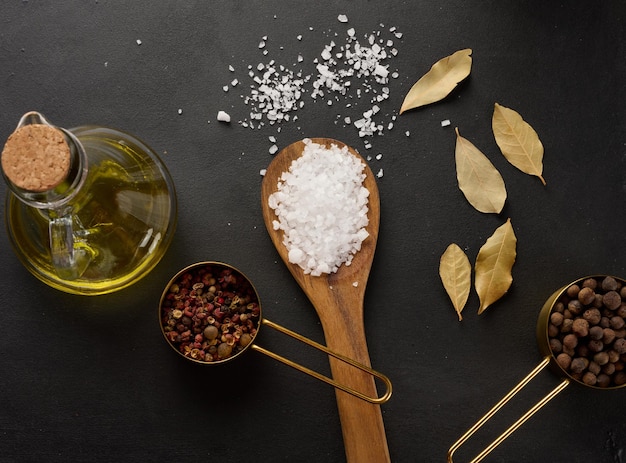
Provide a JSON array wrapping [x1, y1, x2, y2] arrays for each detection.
[[603, 291, 622, 310], [570, 357, 589, 374], [572, 318, 589, 337], [556, 353, 572, 370], [602, 276, 619, 292], [217, 342, 233, 359], [578, 287, 596, 305]]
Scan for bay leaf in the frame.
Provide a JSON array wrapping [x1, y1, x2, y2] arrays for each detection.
[[439, 243, 472, 321], [475, 218, 517, 314], [399, 48, 472, 114], [492, 103, 546, 185], [455, 127, 507, 214]]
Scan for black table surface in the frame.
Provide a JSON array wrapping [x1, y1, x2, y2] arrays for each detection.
[[1, 2, 625, 462]]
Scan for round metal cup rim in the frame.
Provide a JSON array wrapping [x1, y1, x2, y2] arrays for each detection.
[[158, 261, 262, 365], [536, 274, 626, 390]]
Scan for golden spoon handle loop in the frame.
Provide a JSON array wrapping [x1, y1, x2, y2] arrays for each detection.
[[448, 356, 570, 463], [251, 318, 392, 404]]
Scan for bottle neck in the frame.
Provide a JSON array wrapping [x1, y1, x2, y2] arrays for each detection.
[[2, 118, 88, 211]]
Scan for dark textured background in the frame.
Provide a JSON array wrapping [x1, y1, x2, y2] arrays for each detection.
[[0, 2, 625, 462]]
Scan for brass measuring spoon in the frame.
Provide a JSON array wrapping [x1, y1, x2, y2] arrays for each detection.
[[159, 261, 392, 404], [261, 138, 391, 463], [448, 275, 626, 463]]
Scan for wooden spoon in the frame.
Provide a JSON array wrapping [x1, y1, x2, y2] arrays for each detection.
[[261, 138, 390, 463]]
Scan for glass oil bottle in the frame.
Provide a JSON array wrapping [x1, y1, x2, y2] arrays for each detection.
[[1, 111, 177, 295]]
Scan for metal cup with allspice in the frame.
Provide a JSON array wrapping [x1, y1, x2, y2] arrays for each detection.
[[547, 275, 626, 388]]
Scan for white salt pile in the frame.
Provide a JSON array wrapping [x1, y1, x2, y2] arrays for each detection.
[[268, 139, 370, 276]]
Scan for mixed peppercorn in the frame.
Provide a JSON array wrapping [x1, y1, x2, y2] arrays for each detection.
[[160, 263, 260, 362], [548, 276, 626, 388]]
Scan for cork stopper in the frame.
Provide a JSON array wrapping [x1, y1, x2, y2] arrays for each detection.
[[1, 124, 71, 192]]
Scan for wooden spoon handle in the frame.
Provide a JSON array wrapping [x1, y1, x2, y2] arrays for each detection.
[[322, 315, 391, 463]]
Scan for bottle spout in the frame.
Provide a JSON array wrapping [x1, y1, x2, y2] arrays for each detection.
[[15, 111, 53, 129]]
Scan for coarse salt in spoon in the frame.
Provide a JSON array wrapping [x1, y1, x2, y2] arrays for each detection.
[[261, 138, 390, 463]]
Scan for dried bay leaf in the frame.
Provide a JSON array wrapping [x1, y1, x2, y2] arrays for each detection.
[[399, 48, 472, 114], [475, 219, 517, 314], [492, 103, 546, 185], [455, 127, 507, 214], [439, 243, 472, 321]]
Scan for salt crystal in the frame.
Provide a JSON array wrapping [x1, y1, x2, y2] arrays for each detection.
[[260, 169, 267, 176], [231, 79, 239, 86], [297, 35, 302, 40], [177, 108, 183, 115], [217, 110, 231, 122], [136, 39, 142, 45], [405, 131, 410, 136], [269, 144, 279, 155], [229, 65, 235, 72], [441, 119, 451, 127], [376, 168, 383, 178], [269, 135, 276, 143], [338, 14, 349, 23], [352, 281, 359, 287]]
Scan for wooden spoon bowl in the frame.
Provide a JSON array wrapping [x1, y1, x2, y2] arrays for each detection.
[[261, 138, 390, 463]]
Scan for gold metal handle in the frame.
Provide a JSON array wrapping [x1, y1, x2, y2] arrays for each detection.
[[448, 356, 570, 463], [250, 318, 392, 404]]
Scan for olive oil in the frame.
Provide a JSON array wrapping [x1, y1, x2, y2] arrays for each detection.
[[4, 118, 177, 295]]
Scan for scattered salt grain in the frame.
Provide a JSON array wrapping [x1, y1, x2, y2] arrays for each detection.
[[260, 169, 267, 176], [136, 39, 142, 46], [267, 139, 370, 276], [441, 119, 451, 127], [269, 144, 279, 155], [376, 168, 384, 178], [217, 110, 231, 123], [177, 108, 183, 115], [338, 14, 349, 23], [352, 281, 359, 287]]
